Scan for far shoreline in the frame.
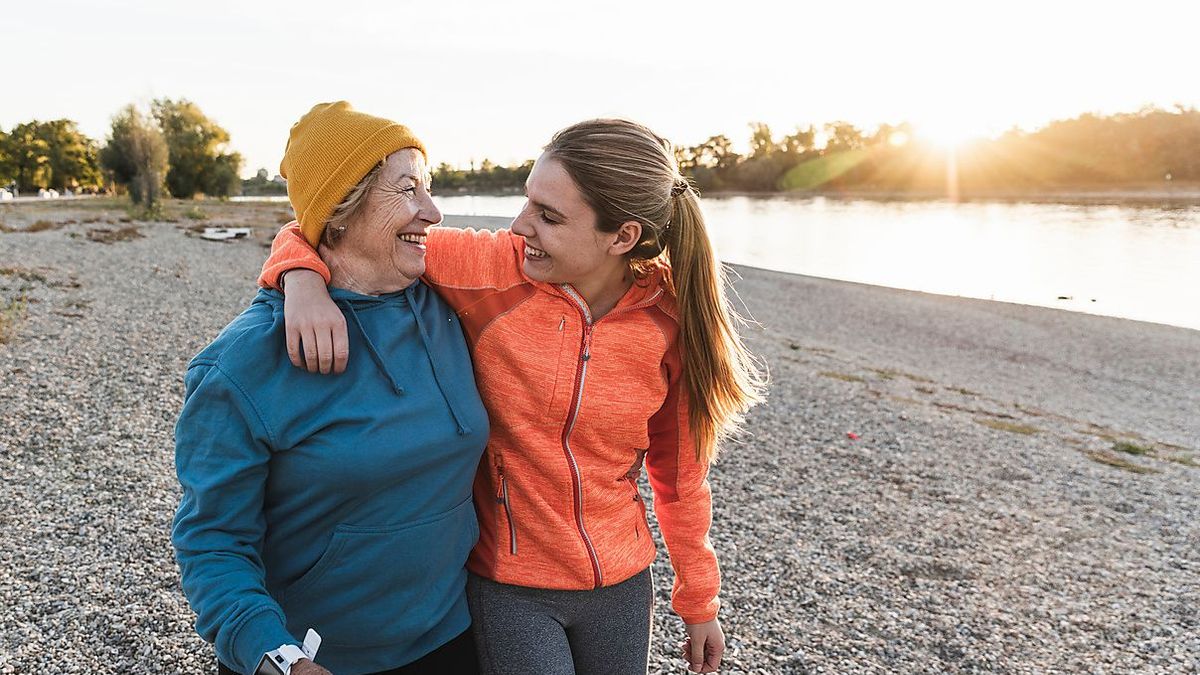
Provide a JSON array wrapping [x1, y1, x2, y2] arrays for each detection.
[[3, 199, 1195, 333], [701, 185, 1200, 205], [11, 184, 1200, 208], [441, 214, 1200, 335], [422, 183, 1200, 206]]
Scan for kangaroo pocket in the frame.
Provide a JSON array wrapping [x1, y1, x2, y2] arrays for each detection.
[[279, 497, 479, 649]]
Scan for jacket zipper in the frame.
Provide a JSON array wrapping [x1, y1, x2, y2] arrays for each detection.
[[557, 283, 666, 589], [560, 284, 602, 587], [497, 469, 517, 555], [625, 475, 645, 539]]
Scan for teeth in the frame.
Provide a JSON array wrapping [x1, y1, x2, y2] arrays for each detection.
[[525, 245, 548, 259], [397, 233, 427, 244]]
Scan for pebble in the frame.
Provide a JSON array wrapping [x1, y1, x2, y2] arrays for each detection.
[[1, 213, 1198, 673]]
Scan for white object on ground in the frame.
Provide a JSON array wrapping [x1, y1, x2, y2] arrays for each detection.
[[200, 227, 252, 241]]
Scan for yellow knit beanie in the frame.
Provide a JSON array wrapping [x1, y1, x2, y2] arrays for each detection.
[[280, 101, 427, 247]]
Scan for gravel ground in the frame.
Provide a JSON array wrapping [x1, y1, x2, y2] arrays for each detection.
[[1, 206, 1198, 674]]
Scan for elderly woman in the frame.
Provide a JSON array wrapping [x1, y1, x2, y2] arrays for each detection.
[[171, 102, 489, 675]]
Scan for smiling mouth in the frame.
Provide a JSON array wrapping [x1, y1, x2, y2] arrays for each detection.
[[397, 233, 427, 247], [525, 244, 549, 260]]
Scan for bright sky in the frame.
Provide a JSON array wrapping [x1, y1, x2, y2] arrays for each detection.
[[6, 0, 1197, 177]]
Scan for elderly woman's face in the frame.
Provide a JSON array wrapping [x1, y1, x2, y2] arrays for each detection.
[[338, 148, 441, 291]]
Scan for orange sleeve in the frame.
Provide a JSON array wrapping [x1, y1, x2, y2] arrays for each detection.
[[422, 226, 525, 291], [256, 222, 524, 292], [257, 222, 329, 289], [644, 342, 721, 625]]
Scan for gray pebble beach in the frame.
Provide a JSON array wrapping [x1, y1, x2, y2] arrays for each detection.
[[1, 205, 1197, 674]]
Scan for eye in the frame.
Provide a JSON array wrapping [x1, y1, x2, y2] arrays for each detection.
[[380, 184, 416, 199], [539, 210, 558, 224]]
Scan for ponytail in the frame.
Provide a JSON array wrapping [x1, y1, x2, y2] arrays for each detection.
[[665, 188, 766, 462]]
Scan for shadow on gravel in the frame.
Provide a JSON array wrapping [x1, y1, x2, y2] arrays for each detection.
[[86, 226, 143, 244]]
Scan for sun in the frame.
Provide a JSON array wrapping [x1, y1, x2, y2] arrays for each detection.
[[913, 117, 982, 150]]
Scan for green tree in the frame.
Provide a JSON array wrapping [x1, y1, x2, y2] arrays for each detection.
[[869, 122, 910, 147], [433, 162, 466, 191], [823, 121, 865, 153], [151, 98, 243, 198], [748, 122, 776, 159], [695, 135, 739, 169], [99, 105, 169, 207], [207, 153, 242, 198], [781, 126, 817, 156], [5, 122, 50, 191], [35, 120, 103, 191], [0, 129, 12, 187]]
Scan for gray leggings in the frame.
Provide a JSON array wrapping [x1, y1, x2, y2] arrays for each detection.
[[467, 568, 654, 675]]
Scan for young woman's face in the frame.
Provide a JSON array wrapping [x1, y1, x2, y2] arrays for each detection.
[[510, 154, 622, 285], [338, 148, 441, 291]]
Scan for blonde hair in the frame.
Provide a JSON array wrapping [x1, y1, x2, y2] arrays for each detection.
[[544, 119, 767, 462], [322, 159, 385, 247]]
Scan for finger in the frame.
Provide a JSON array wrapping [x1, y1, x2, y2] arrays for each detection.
[[286, 324, 303, 369], [700, 643, 720, 667], [690, 635, 706, 672], [302, 328, 321, 373], [316, 327, 334, 375], [332, 317, 349, 374], [705, 639, 725, 672]]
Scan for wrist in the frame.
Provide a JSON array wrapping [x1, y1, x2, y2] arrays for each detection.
[[256, 645, 305, 674], [256, 629, 321, 675], [286, 269, 326, 290]]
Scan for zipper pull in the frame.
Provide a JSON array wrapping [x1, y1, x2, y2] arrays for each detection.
[[496, 466, 506, 502], [558, 316, 565, 331], [582, 326, 593, 361]]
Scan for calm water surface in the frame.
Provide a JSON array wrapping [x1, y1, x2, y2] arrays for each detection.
[[237, 194, 1200, 331]]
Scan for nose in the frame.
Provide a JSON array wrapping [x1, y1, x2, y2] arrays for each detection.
[[419, 191, 442, 228], [510, 201, 534, 237]]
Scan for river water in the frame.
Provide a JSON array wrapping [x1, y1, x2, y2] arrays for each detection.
[[234, 194, 1200, 331]]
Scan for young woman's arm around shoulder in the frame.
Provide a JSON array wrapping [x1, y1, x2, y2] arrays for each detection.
[[258, 218, 519, 374]]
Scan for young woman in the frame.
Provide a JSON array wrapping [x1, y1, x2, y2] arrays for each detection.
[[260, 118, 765, 674]]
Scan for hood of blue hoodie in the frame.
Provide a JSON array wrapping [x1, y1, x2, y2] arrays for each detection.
[[172, 282, 488, 673]]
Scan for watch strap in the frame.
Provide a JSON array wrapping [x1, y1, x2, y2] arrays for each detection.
[[278, 644, 307, 663], [256, 644, 307, 675]]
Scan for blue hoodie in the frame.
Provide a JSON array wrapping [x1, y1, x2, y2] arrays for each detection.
[[172, 284, 488, 675]]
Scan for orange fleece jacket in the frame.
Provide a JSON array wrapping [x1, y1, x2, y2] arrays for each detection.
[[260, 223, 721, 623]]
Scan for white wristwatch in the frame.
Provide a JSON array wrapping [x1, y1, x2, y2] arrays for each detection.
[[255, 629, 321, 675]]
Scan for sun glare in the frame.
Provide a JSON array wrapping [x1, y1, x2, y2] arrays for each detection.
[[914, 119, 981, 151]]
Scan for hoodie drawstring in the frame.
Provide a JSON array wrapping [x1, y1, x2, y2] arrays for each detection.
[[406, 288, 473, 436], [339, 293, 473, 436], [341, 301, 405, 395]]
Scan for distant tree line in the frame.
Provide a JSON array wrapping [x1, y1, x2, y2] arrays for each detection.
[[0, 98, 243, 208], [428, 106, 1200, 196], [4, 105, 1197, 205], [241, 168, 288, 196], [432, 159, 534, 194], [719, 105, 1200, 195]]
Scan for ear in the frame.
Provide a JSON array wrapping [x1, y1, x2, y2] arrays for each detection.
[[608, 220, 642, 257]]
